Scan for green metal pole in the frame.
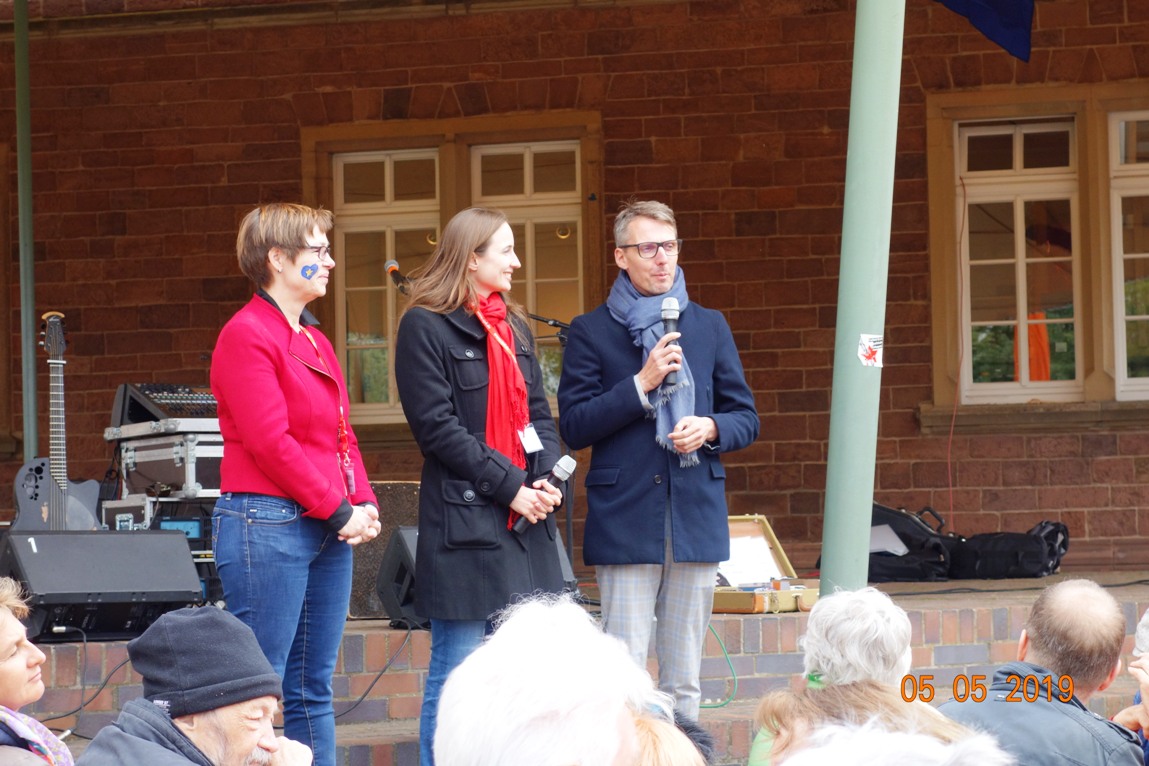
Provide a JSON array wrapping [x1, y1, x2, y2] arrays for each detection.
[[819, 0, 906, 595], [14, 0, 37, 462]]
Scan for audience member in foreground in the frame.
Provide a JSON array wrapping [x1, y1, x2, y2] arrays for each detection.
[[749, 587, 970, 765], [0, 577, 73, 765], [634, 713, 707, 766], [1121, 608, 1149, 763], [77, 607, 312, 766], [941, 578, 1141, 766], [434, 593, 681, 766], [780, 721, 1014, 766]]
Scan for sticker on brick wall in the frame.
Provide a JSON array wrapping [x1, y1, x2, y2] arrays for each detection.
[[858, 334, 883, 367]]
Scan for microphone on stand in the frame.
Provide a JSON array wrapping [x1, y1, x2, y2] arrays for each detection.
[[513, 454, 577, 535], [661, 296, 680, 386], [385, 260, 410, 294]]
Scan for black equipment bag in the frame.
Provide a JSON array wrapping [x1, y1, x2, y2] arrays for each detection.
[[949, 520, 1069, 579], [867, 504, 958, 583]]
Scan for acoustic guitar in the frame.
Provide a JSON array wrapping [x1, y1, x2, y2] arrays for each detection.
[[12, 312, 100, 531]]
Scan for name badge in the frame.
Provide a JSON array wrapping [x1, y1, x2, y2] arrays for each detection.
[[519, 423, 544, 454]]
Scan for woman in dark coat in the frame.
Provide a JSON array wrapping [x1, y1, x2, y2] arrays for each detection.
[[394, 207, 567, 766]]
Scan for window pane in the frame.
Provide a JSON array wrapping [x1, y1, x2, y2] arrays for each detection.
[[1030, 321, 1075, 381], [1123, 257, 1149, 317], [1127, 320, 1149, 378], [1118, 119, 1149, 165], [507, 223, 527, 306], [968, 202, 1014, 262], [348, 347, 389, 404], [395, 228, 436, 274], [534, 221, 579, 279], [1024, 199, 1072, 253], [1123, 196, 1149, 256], [343, 162, 387, 204], [1026, 260, 1073, 316], [971, 325, 1015, 382], [1024, 199, 1073, 315], [345, 231, 386, 289], [1027, 261, 1073, 318], [534, 151, 576, 193], [970, 263, 1016, 322], [394, 158, 436, 201], [535, 281, 580, 329], [967, 134, 1013, 172], [1023, 130, 1071, 169], [346, 290, 385, 341], [481, 154, 525, 196], [536, 343, 563, 398]]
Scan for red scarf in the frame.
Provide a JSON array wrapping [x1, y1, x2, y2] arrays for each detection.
[[475, 294, 530, 485]]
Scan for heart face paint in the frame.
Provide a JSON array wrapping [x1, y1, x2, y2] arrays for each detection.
[[301, 263, 319, 280]]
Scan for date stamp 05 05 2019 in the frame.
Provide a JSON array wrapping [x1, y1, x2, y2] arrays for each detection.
[[901, 673, 1075, 704]]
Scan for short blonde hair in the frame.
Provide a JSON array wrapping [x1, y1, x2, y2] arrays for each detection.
[[235, 203, 334, 288], [633, 714, 706, 766], [0, 577, 29, 619], [613, 199, 676, 246]]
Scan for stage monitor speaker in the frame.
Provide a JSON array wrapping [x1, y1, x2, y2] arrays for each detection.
[[349, 481, 419, 620], [0, 531, 204, 642], [376, 526, 428, 630]]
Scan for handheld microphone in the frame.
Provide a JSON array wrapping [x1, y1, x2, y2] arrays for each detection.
[[385, 260, 410, 294], [513, 454, 577, 534], [661, 296, 680, 386]]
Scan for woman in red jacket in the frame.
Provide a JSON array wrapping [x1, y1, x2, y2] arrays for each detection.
[[211, 203, 381, 766]]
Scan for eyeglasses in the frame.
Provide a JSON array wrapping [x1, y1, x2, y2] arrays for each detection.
[[303, 245, 333, 260], [618, 240, 682, 259]]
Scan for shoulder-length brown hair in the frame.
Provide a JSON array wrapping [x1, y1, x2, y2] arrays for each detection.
[[405, 207, 529, 336]]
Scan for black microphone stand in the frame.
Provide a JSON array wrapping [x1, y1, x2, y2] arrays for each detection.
[[527, 312, 579, 592], [527, 313, 570, 345]]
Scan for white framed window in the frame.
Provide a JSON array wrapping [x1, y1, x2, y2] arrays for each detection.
[[332, 151, 440, 415], [922, 86, 1149, 433], [1111, 110, 1149, 400], [956, 119, 1082, 404], [331, 141, 586, 424], [474, 142, 582, 397]]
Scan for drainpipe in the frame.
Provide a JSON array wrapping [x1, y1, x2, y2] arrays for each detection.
[[15, 0, 38, 461]]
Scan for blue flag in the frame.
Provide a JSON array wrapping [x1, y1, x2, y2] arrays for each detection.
[[936, 0, 1035, 61]]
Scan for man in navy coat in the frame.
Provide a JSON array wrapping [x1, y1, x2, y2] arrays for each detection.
[[558, 199, 759, 719]]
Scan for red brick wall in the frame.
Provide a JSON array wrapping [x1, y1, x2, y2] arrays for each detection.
[[2, 0, 1148, 571]]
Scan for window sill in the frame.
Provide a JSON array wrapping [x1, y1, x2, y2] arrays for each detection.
[[916, 400, 1149, 436]]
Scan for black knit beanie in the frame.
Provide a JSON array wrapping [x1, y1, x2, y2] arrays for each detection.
[[128, 606, 282, 719]]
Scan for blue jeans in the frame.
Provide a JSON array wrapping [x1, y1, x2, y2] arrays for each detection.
[[420, 618, 492, 766], [213, 492, 352, 766]]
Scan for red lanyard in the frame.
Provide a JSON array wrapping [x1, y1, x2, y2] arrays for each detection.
[[473, 309, 518, 363], [301, 327, 355, 491]]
